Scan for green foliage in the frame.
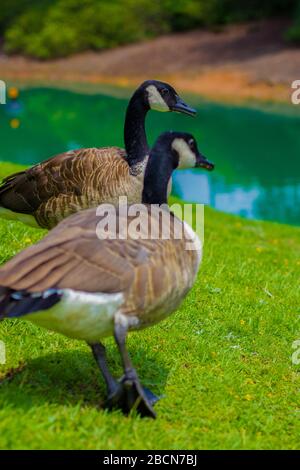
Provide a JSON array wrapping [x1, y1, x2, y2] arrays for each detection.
[[286, 25, 300, 42], [286, 0, 300, 43], [0, 0, 43, 35], [0, 0, 299, 58], [0, 168, 299, 449], [5, 1, 138, 59]]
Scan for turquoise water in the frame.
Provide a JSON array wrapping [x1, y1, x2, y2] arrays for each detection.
[[0, 87, 299, 225]]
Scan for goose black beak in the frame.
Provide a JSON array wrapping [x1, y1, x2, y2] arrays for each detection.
[[195, 152, 214, 171], [171, 97, 197, 116]]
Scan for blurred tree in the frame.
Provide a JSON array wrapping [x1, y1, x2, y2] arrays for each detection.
[[0, 0, 52, 34], [0, 0, 299, 59], [286, 0, 300, 42]]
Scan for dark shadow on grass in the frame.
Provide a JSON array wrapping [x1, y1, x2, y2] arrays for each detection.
[[0, 347, 169, 412]]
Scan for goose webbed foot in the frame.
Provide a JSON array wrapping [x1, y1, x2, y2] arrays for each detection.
[[105, 368, 158, 418], [111, 315, 160, 418], [90, 317, 160, 418]]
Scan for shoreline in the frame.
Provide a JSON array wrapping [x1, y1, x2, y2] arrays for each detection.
[[0, 68, 293, 106], [1, 18, 299, 108], [2, 72, 298, 117]]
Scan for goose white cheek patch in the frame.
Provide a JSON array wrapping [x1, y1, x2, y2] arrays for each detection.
[[146, 85, 169, 112], [172, 138, 196, 169]]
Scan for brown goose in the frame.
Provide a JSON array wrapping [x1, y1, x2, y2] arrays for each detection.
[[0, 131, 214, 418], [0, 80, 196, 229]]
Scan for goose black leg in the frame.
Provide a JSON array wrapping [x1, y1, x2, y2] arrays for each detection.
[[108, 320, 159, 419], [90, 342, 122, 404]]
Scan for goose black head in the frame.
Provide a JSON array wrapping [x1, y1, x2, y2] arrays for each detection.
[[143, 131, 214, 205], [138, 80, 197, 116], [161, 131, 214, 171]]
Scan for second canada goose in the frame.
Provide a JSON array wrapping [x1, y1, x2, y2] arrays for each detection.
[[0, 80, 196, 229], [0, 131, 214, 418]]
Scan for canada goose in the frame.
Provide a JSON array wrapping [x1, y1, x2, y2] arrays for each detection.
[[0, 80, 196, 229], [0, 131, 214, 418]]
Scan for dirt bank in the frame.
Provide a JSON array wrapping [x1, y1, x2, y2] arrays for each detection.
[[0, 18, 299, 104]]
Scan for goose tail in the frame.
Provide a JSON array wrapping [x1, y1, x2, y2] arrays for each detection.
[[0, 171, 34, 213], [0, 288, 62, 320]]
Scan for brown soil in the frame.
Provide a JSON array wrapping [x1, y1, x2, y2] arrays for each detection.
[[0, 18, 299, 104]]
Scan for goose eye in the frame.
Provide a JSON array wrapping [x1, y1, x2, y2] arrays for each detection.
[[161, 88, 169, 96], [188, 139, 195, 150]]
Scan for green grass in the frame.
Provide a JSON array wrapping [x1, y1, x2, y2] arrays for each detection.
[[0, 162, 299, 450]]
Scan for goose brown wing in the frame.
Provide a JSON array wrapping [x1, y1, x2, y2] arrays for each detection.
[[0, 147, 126, 215], [0, 207, 159, 295]]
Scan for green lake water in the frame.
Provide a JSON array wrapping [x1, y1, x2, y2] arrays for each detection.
[[0, 87, 299, 225]]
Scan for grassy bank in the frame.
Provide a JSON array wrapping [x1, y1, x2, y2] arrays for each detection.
[[0, 162, 299, 450]]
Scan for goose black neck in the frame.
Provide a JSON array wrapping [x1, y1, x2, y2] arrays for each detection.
[[142, 141, 174, 205], [124, 90, 149, 167]]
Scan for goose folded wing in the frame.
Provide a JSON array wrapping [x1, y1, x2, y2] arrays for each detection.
[[0, 151, 83, 213], [0, 148, 126, 214], [0, 237, 140, 297], [0, 206, 157, 295]]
